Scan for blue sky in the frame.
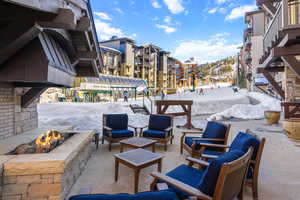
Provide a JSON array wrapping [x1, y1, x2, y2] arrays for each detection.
[[91, 0, 257, 63]]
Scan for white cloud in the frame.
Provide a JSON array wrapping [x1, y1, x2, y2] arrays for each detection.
[[225, 4, 256, 21], [94, 19, 125, 40], [174, 33, 240, 63], [94, 12, 112, 21], [115, 8, 124, 14], [215, 0, 229, 5], [132, 33, 137, 38], [163, 0, 185, 14], [164, 16, 172, 24], [184, 10, 189, 15], [208, 7, 218, 14], [156, 24, 177, 34], [152, 0, 162, 8]]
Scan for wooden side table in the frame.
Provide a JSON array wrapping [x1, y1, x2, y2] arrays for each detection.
[[120, 137, 156, 152], [114, 148, 163, 193]]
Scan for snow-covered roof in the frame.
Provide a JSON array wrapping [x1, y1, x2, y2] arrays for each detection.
[[85, 75, 147, 88]]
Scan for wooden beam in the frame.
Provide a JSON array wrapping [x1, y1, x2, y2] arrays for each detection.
[[0, 24, 42, 66], [21, 87, 48, 108], [262, 2, 276, 16], [37, 8, 76, 30], [273, 45, 300, 57], [76, 51, 97, 59], [262, 71, 285, 100], [76, 16, 91, 31], [282, 55, 300, 80]]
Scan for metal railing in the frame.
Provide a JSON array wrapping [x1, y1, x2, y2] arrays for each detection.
[[263, 3, 283, 54]]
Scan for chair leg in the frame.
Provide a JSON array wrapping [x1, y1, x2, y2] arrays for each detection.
[[238, 188, 244, 200], [180, 135, 184, 154], [252, 177, 259, 200], [109, 142, 112, 151], [150, 178, 158, 191], [101, 136, 104, 144], [164, 142, 167, 151]]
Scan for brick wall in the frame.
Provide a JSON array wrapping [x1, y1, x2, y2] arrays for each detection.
[[0, 87, 14, 140], [0, 86, 38, 140]]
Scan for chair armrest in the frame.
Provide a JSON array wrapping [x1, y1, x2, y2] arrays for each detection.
[[186, 157, 209, 167], [182, 131, 203, 135], [192, 138, 225, 142], [103, 126, 112, 131], [201, 154, 219, 160], [164, 126, 173, 132], [151, 172, 212, 200], [196, 143, 230, 149]]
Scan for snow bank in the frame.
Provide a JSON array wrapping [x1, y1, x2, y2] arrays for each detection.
[[207, 91, 281, 121], [38, 102, 149, 132], [38, 87, 252, 131]]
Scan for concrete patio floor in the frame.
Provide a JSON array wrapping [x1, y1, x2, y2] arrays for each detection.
[[68, 117, 300, 200]]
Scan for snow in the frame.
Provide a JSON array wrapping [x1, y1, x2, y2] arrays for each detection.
[[38, 87, 280, 132], [207, 90, 281, 121]]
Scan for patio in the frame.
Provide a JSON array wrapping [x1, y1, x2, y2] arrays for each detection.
[[68, 117, 300, 200]]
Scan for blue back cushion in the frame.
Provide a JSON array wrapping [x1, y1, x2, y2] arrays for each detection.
[[229, 132, 260, 159], [69, 190, 179, 200], [106, 114, 128, 130], [202, 122, 227, 139], [149, 115, 172, 131], [199, 150, 244, 196]]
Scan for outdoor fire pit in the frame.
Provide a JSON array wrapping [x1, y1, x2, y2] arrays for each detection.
[[0, 127, 95, 200], [7, 130, 77, 155]]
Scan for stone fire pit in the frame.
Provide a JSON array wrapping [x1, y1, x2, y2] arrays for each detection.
[[0, 127, 95, 200]]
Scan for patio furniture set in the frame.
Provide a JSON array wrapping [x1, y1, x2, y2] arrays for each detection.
[[70, 115, 266, 200]]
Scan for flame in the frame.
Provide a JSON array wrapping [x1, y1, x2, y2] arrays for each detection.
[[35, 130, 62, 152]]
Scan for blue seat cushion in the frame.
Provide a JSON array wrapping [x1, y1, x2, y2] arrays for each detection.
[[106, 114, 128, 130], [69, 190, 179, 200], [165, 164, 204, 199], [199, 150, 245, 196], [149, 115, 172, 131], [202, 121, 227, 139], [229, 132, 260, 160], [143, 129, 167, 138], [104, 130, 134, 138], [184, 137, 224, 152]]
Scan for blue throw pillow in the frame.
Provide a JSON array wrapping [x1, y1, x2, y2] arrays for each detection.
[[229, 132, 260, 159], [106, 114, 128, 130], [202, 122, 227, 140], [199, 150, 245, 196], [149, 115, 172, 131]]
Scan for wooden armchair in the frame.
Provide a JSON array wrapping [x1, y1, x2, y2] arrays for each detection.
[[140, 114, 173, 151], [150, 148, 253, 200], [102, 114, 137, 151], [180, 122, 231, 157], [198, 130, 265, 200]]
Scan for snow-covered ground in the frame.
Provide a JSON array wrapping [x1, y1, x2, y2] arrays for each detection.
[[38, 87, 281, 132]]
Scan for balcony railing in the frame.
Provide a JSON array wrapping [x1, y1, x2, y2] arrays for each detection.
[[263, 3, 283, 55]]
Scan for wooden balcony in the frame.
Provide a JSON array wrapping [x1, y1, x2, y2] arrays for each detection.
[[259, 0, 300, 66], [281, 102, 300, 119]]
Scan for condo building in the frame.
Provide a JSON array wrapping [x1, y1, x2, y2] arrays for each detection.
[[243, 0, 300, 119]]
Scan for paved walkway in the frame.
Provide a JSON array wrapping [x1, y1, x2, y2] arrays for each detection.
[[68, 117, 300, 200]]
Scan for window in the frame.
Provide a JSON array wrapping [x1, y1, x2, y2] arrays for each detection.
[[288, 0, 300, 25]]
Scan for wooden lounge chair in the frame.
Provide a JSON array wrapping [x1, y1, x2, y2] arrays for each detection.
[[140, 114, 173, 151], [102, 114, 137, 151], [150, 148, 253, 200], [180, 122, 231, 157], [69, 190, 179, 200], [198, 130, 265, 200]]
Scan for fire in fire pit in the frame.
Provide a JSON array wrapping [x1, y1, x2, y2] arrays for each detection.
[[7, 130, 77, 155]]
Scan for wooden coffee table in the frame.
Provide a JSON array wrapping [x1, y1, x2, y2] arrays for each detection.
[[120, 137, 156, 152], [114, 148, 163, 193]]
